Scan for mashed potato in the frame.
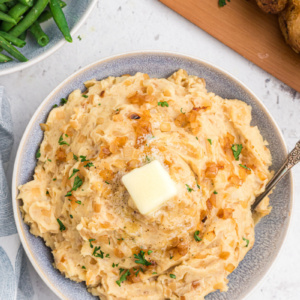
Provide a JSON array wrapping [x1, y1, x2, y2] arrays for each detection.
[[18, 70, 272, 300]]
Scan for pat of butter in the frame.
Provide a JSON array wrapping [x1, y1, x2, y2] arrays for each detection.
[[122, 160, 177, 215]]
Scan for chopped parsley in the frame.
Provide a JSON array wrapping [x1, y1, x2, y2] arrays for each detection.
[[65, 191, 72, 197], [243, 237, 250, 247], [147, 250, 153, 255], [105, 181, 110, 184], [194, 230, 202, 242], [78, 35, 82, 41], [57, 219, 66, 231], [106, 253, 110, 258], [76, 200, 82, 205], [116, 270, 130, 286], [82, 266, 86, 269], [82, 95, 88, 98], [47, 159, 52, 162], [134, 250, 152, 266], [170, 255, 174, 259], [71, 176, 83, 191], [36, 148, 41, 159], [170, 274, 176, 279], [58, 135, 69, 146], [93, 246, 104, 258], [60, 98, 67, 105], [53, 104, 58, 108], [84, 162, 94, 168], [152, 272, 157, 275], [197, 183, 201, 189], [213, 190, 218, 194], [207, 139, 212, 145], [157, 101, 169, 107], [73, 154, 78, 161], [196, 136, 199, 140], [231, 144, 243, 161], [186, 184, 194, 192], [219, 0, 230, 7], [145, 155, 151, 163], [80, 155, 89, 162], [239, 164, 251, 171], [69, 168, 79, 179], [70, 214, 73, 219], [53, 178, 57, 181], [180, 108, 185, 114], [46, 191, 49, 195]]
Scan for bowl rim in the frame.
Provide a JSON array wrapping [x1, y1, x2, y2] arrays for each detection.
[[0, 0, 98, 77], [11, 50, 294, 300]]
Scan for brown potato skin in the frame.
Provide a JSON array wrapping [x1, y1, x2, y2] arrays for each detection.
[[256, 0, 288, 14], [279, 0, 300, 53]]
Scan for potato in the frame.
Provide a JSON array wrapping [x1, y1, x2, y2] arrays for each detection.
[[256, 0, 288, 14], [279, 0, 300, 53]]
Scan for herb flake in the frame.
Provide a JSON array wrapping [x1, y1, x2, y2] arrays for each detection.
[[194, 230, 202, 242], [186, 184, 194, 192], [243, 237, 250, 247], [69, 168, 79, 179], [158, 101, 169, 107], [116, 270, 130, 286], [57, 219, 66, 231], [58, 135, 69, 146], [239, 164, 251, 171], [231, 144, 243, 161], [134, 250, 152, 266]]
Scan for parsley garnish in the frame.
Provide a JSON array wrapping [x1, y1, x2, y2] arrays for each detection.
[[147, 250, 153, 255], [84, 162, 94, 168], [93, 246, 104, 258], [170, 255, 173, 259], [105, 181, 110, 184], [231, 144, 243, 161], [89, 238, 95, 248], [219, 0, 230, 7], [213, 190, 218, 194], [69, 168, 79, 179], [57, 219, 66, 231], [82, 95, 88, 98], [116, 270, 130, 286], [82, 266, 86, 269], [53, 104, 58, 108], [70, 214, 73, 219], [76, 200, 81, 204], [239, 164, 251, 171], [134, 250, 152, 266], [207, 139, 212, 145], [157, 101, 169, 107], [170, 274, 176, 279], [47, 159, 52, 162], [71, 176, 83, 191], [53, 178, 57, 181], [36, 148, 41, 159], [180, 108, 185, 114], [46, 191, 49, 195], [197, 183, 201, 189], [145, 155, 151, 163], [61, 98, 67, 105], [106, 253, 110, 258], [73, 154, 78, 161], [78, 35, 82, 41], [152, 272, 157, 275], [80, 155, 89, 162], [65, 191, 72, 197], [194, 230, 202, 242], [58, 135, 69, 146], [243, 237, 249, 247], [186, 184, 194, 192]]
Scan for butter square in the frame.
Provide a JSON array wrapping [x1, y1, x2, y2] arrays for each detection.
[[122, 160, 177, 215]]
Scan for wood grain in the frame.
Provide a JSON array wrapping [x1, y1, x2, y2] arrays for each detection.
[[159, 0, 300, 93]]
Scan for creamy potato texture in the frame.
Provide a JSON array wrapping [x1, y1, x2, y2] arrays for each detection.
[[18, 70, 272, 300]]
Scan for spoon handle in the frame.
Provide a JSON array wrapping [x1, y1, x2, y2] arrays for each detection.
[[251, 140, 300, 211]]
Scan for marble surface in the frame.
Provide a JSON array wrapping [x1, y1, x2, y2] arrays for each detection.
[[1, 0, 299, 299]]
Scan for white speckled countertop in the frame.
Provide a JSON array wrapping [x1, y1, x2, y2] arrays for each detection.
[[1, 1, 299, 299]]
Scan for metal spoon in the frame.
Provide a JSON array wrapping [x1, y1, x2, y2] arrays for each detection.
[[251, 140, 300, 212]]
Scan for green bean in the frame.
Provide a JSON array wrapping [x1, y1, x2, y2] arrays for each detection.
[[0, 11, 17, 23], [18, 29, 26, 40], [0, 3, 7, 12], [49, 0, 72, 42], [9, 0, 49, 37], [38, 1, 66, 24], [0, 35, 27, 61], [17, 0, 33, 6], [0, 3, 29, 32], [0, 30, 26, 47], [0, 52, 12, 62], [29, 21, 49, 47]]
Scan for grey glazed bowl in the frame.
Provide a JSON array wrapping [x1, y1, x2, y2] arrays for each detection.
[[0, 0, 97, 76], [12, 51, 293, 300]]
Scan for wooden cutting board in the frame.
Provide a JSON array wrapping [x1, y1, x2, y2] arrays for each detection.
[[159, 0, 300, 93]]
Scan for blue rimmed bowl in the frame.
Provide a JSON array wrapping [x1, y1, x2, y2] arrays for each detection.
[[12, 51, 293, 300], [0, 0, 97, 76]]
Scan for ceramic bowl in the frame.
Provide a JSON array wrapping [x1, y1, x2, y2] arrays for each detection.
[[12, 51, 293, 300], [0, 0, 97, 76]]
